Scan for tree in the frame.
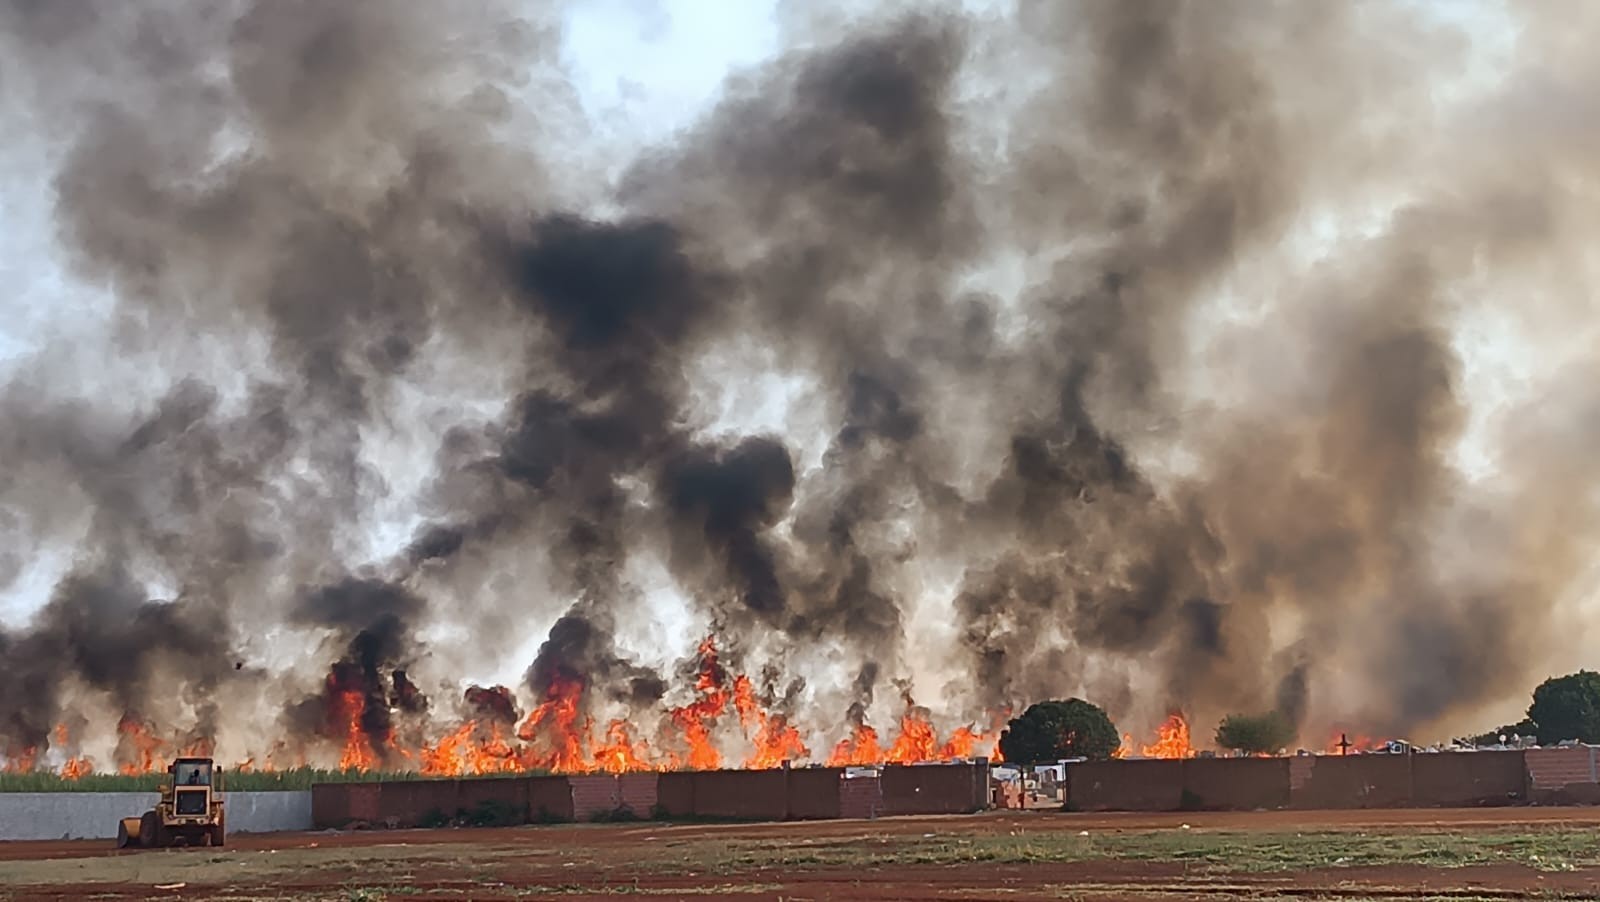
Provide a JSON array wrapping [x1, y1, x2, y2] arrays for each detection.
[[997, 698, 1120, 764], [1214, 712, 1296, 755], [1528, 671, 1600, 745]]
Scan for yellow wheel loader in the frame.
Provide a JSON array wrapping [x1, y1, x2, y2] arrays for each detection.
[[115, 757, 225, 849]]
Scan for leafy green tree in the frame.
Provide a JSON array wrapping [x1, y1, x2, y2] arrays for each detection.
[[1214, 711, 1296, 755], [1528, 671, 1600, 745], [997, 698, 1120, 764]]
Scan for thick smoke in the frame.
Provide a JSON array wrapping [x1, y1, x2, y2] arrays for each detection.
[[3, 0, 1600, 770]]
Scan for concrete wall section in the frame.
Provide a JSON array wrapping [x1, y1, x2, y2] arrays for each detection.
[[0, 792, 313, 840], [213, 791, 314, 834]]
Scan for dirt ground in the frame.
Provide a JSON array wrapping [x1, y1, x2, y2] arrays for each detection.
[[6, 808, 1600, 900]]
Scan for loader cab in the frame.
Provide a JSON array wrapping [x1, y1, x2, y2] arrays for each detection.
[[169, 758, 215, 816]]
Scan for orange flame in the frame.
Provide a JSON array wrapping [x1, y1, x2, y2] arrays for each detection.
[[666, 636, 732, 770], [1139, 714, 1195, 759], [37, 633, 1015, 778], [826, 698, 1001, 767], [3, 746, 39, 774], [517, 674, 592, 773], [591, 721, 654, 774], [117, 716, 168, 775], [331, 689, 378, 771], [1112, 732, 1134, 759]]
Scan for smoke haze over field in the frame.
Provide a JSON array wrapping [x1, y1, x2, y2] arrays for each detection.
[[2, 0, 1599, 769]]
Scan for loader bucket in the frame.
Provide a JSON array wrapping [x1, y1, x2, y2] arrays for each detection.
[[115, 816, 141, 849]]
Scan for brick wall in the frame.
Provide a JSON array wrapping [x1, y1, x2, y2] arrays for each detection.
[[1411, 750, 1525, 806], [618, 773, 659, 816], [1068, 760, 1186, 811], [1525, 746, 1600, 804], [1289, 754, 1412, 809], [1184, 758, 1291, 810], [569, 774, 620, 820], [839, 775, 882, 819], [1525, 746, 1596, 789], [880, 763, 989, 815], [786, 767, 843, 819]]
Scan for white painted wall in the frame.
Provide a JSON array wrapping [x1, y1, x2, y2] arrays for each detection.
[[0, 791, 312, 841]]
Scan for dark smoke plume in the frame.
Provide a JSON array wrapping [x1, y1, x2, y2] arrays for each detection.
[[3, 0, 1600, 770]]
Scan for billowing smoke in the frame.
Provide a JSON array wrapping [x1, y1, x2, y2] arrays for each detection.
[[2, 0, 1600, 771]]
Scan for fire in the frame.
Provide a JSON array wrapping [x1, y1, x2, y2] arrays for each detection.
[[826, 698, 1001, 767], [667, 636, 733, 770], [33, 633, 1011, 779], [423, 720, 523, 776], [827, 723, 884, 766], [332, 688, 378, 771], [517, 674, 591, 773], [117, 716, 169, 775], [591, 721, 654, 774], [3, 746, 39, 774], [1139, 714, 1196, 759], [1112, 732, 1134, 759]]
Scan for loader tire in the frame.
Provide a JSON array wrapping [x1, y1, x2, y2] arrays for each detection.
[[115, 819, 135, 849], [139, 810, 160, 849]]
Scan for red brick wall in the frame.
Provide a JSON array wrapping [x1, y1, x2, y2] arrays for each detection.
[[312, 782, 382, 828], [1068, 760, 1185, 811], [376, 781, 462, 825], [1183, 757, 1291, 810], [1525, 747, 1595, 789], [1289, 755, 1412, 809], [654, 772, 696, 817], [880, 763, 989, 815], [458, 777, 531, 816], [1411, 750, 1526, 806], [528, 776, 575, 822], [617, 773, 659, 817], [839, 775, 882, 819], [1525, 746, 1600, 804], [786, 767, 843, 819], [689, 769, 789, 819], [570, 774, 620, 820]]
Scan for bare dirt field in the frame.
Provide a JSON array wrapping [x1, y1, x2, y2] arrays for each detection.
[[5, 808, 1600, 901]]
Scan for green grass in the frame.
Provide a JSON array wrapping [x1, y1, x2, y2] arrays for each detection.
[[0, 767, 483, 792]]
